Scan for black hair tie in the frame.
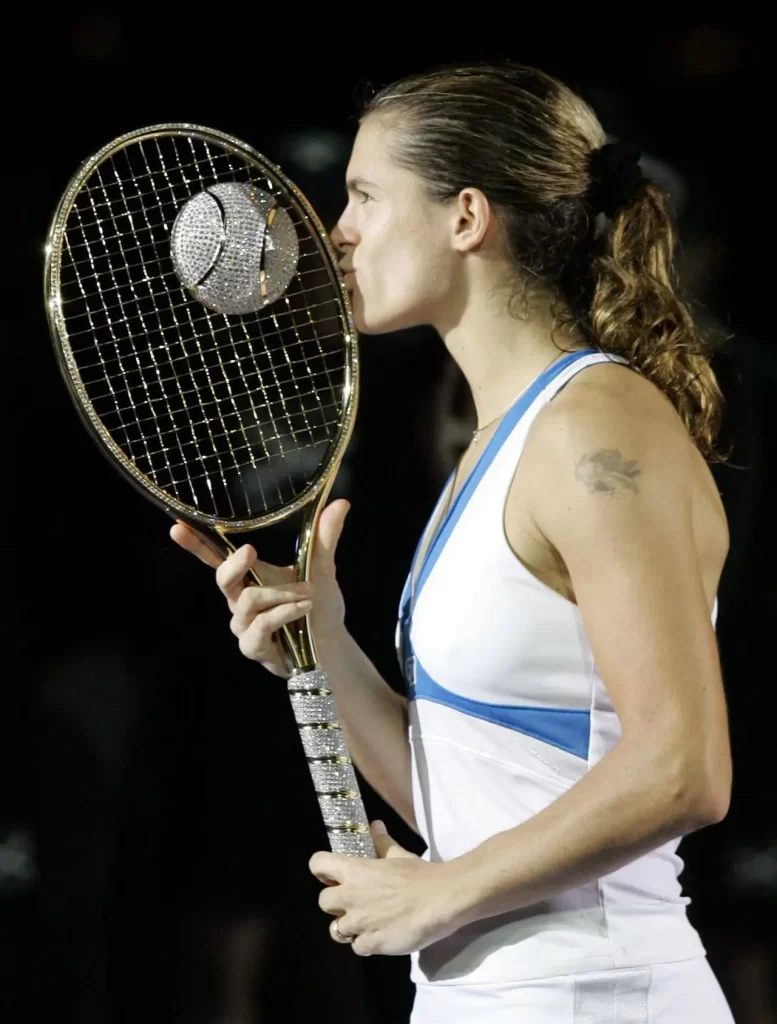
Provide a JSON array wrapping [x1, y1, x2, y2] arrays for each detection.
[[587, 141, 643, 218]]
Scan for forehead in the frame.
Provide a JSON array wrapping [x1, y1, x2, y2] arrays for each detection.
[[345, 116, 439, 214], [346, 116, 403, 184], [348, 118, 389, 166]]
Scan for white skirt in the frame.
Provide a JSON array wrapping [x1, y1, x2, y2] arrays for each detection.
[[410, 956, 733, 1023]]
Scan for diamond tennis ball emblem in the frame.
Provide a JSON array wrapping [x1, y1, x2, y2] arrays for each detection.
[[171, 182, 299, 314]]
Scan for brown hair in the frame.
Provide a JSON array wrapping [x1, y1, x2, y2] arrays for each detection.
[[362, 62, 728, 462]]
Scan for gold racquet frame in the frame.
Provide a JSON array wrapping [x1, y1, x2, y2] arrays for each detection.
[[44, 125, 376, 857], [44, 123, 359, 671]]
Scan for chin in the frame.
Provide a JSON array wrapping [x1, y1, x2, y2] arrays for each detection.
[[349, 294, 423, 335]]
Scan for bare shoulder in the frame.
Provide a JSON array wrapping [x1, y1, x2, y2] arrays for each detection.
[[527, 361, 717, 503], [517, 361, 728, 599], [537, 361, 679, 443]]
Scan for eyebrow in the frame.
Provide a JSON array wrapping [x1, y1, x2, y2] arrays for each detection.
[[346, 176, 380, 192]]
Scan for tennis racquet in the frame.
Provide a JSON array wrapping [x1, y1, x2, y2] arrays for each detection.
[[44, 123, 376, 858]]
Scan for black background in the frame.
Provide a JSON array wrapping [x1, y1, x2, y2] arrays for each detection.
[[1, 11, 774, 1023]]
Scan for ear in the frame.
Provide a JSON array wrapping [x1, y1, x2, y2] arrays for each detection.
[[450, 187, 494, 254]]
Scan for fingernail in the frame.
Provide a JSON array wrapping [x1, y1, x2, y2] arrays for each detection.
[[296, 600, 313, 612], [373, 820, 387, 835]]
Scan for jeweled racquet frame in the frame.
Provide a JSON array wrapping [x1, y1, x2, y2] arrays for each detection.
[[44, 123, 375, 857]]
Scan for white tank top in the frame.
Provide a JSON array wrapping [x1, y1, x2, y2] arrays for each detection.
[[396, 349, 715, 985]]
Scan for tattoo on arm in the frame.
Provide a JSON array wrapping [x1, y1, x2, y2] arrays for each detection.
[[574, 449, 641, 496]]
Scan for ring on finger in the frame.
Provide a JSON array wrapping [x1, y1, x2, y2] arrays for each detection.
[[330, 918, 354, 944]]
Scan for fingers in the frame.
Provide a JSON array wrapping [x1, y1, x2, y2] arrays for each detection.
[[351, 934, 373, 957], [169, 521, 224, 568], [314, 858, 372, 956], [235, 597, 313, 662], [230, 582, 314, 635], [215, 543, 260, 607], [170, 522, 291, 591], [329, 916, 372, 956], [170, 521, 309, 674], [313, 499, 350, 577], [319, 885, 344, 915], [309, 852, 347, 885], [329, 916, 355, 945]]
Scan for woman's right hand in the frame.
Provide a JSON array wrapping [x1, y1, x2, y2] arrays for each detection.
[[169, 499, 350, 677]]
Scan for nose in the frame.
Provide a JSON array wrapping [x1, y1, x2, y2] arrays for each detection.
[[329, 222, 348, 254], [332, 201, 359, 254]]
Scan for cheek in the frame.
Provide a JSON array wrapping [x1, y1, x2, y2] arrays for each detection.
[[353, 251, 448, 334], [369, 230, 443, 300], [392, 242, 449, 305], [354, 207, 451, 330]]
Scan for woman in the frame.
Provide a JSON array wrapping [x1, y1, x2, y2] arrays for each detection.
[[172, 63, 734, 1022]]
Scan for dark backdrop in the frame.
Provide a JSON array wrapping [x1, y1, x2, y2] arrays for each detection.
[[1, 13, 774, 1023]]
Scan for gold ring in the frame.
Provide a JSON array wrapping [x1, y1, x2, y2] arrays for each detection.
[[331, 918, 354, 944]]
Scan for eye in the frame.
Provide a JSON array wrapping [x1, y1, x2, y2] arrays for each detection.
[[357, 190, 373, 205]]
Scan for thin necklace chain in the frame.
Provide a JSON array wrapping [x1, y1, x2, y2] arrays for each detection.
[[471, 350, 566, 442]]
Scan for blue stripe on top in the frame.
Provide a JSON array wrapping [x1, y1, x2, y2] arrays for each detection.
[[397, 349, 602, 687], [398, 471, 456, 616], [412, 349, 598, 607], [397, 350, 604, 756], [412, 657, 590, 759]]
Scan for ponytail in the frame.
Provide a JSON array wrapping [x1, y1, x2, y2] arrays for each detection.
[[588, 179, 727, 462]]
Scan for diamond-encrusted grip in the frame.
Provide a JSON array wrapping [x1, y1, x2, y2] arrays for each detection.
[[289, 691, 338, 725], [329, 830, 376, 857], [309, 759, 358, 793], [289, 669, 330, 692], [298, 725, 349, 760], [288, 669, 376, 858], [318, 794, 370, 829]]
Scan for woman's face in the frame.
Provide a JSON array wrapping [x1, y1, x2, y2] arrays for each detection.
[[333, 117, 459, 335]]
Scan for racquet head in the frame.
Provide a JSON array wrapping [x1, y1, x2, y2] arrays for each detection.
[[44, 123, 357, 543]]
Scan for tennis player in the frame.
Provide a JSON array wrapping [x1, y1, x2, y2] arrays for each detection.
[[172, 62, 735, 1022]]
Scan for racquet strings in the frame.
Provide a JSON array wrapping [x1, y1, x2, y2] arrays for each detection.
[[56, 133, 349, 522]]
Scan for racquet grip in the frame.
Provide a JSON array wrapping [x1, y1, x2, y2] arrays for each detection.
[[288, 669, 377, 858]]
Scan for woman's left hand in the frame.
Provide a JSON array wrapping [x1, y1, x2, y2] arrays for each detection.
[[309, 821, 459, 957]]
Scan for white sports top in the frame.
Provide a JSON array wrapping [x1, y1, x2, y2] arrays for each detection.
[[396, 349, 715, 986]]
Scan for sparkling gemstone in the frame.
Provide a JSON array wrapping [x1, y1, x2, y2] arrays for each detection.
[[298, 726, 348, 760], [289, 691, 338, 725], [328, 830, 376, 857], [308, 760, 358, 793], [318, 794, 369, 829], [171, 182, 299, 314]]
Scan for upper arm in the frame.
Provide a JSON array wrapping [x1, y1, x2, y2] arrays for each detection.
[[521, 386, 730, 807]]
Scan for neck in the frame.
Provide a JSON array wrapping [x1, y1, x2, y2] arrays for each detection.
[[436, 281, 589, 430]]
